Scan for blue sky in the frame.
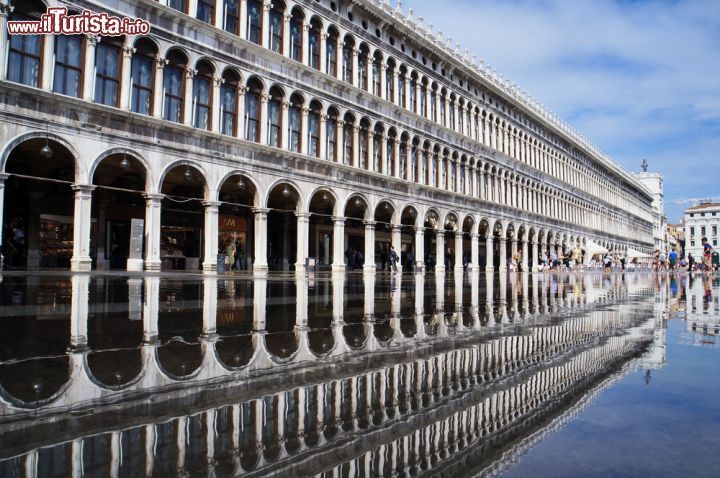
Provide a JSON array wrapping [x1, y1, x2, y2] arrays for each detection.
[[402, 0, 720, 223]]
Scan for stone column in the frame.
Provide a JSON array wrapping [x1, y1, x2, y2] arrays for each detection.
[[259, 93, 269, 145], [280, 100, 289, 149], [415, 227, 424, 271], [363, 221, 376, 272], [40, 33, 54, 90], [470, 232, 479, 272], [0, 173, 7, 269], [211, 76, 223, 133], [302, 22, 310, 65], [319, 114, 328, 160], [183, 67, 197, 126], [239, 0, 248, 39], [70, 184, 95, 272], [262, 1, 272, 49], [351, 48, 359, 87], [391, 225, 402, 272], [201, 200, 220, 273], [435, 230, 445, 274], [485, 235, 494, 271], [521, 240, 529, 272], [352, 126, 360, 168], [379, 134, 388, 175], [393, 140, 401, 179], [82, 34, 99, 101], [143, 193, 163, 271], [0, 3, 12, 82], [332, 217, 345, 272], [336, 120, 344, 163], [498, 238, 507, 272], [319, 32, 327, 72], [366, 131, 375, 172], [252, 208, 269, 273], [295, 212, 310, 273], [69, 274, 89, 350], [380, 64, 388, 101], [454, 232, 463, 272], [300, 107, 310, 155], [119, 45, 135, 110], [152, 58, 167, 118]]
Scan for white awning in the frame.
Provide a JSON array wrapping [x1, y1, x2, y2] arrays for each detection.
[[626, 248, 653, 259], [584, 240, 609, 265]]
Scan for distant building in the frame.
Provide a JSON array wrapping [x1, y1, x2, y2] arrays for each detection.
[[634, 171, 668, 253], [683, 203, 720, 259], [667, 223, 685, 257]]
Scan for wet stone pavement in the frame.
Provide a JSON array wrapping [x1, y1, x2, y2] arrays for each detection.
[[0, 271, 718, 477]]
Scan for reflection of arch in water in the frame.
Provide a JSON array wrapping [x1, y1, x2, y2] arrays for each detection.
[[373, 320, 395, 344], [0, 356, 71, 408], [86, 349, 143, 390], [264, 331, 301, 363], [400, 317, 418, 338], [308, 329, 336, 357], [343, 323, 369, 350], [214, 335, 256, 369], [155, 341, 204, 380]]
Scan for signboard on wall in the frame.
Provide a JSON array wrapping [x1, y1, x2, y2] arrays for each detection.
[[129, 218, 144, 260]]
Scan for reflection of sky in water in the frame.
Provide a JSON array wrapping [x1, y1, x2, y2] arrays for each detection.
[[504, 299, 720, 477]]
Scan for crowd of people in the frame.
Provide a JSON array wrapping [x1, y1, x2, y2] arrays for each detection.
[[656, 237, 718, 276]]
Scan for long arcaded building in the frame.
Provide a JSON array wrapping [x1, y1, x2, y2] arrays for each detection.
[[0, 0, 655, 272]]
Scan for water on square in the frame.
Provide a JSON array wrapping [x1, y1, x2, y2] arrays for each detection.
[[0, 271, 718, 477]]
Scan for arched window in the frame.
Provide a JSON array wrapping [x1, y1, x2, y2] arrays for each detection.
[[288, 93, 303, 153], [430, 84, 437, 122], [131, 39, 157, 115], [308, 100, 321, 157], [269, 1, 285, 54], [448, 95, 456, 130], [358, 119, 370, 169], [197, 0, 214, 23], [326, 28, 338, 76], [386, 130, 396, 176], [326, 107, 339, 161], [410, 138, 419, 183], [94, 37, 122, 107], [163, 50, 187, 123], [358, 45, 369, 90], [372, 52, 382, 96], [220, 70, 240, 136], [400, 134, 409, 180], [398, 67, 406, 108], [7, 0, 43, 87], [244, 78, 262, 142], [373, 125, 383, 172], [53, 35, 83, 97], [432, 147, 439, 187], [224, 0, 240, 35], [267, 86, 284, 148], [420, 79, 427, 117], [308, 19, 321, 70], [343, 113, 354, 165], [386, 60, 395, 101], [289, 9, 303, 62], [342, 36, 354, 84], [246, 0, 262, 45], [193, 60, 214, 130], [457, 99, 464, 133]]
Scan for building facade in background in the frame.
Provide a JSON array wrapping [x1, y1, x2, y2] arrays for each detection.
[[0, 0, 655, 273], [683, 203, 720, 260], [633, 171, 668, 253]]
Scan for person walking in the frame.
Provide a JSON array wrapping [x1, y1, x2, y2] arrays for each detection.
[[389, 246, 398, 272], [668, 248, 678, 271]]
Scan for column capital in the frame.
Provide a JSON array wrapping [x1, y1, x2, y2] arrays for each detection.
[[391, 224, 403, 232], [185, 67, 197, 79], [454, 231, 464, 237], [295, 211, 311, 220], [0, 4, 14, 17], [155, 57, 168, 70], [85, 34, 100, 45], [332, 216, 345, 225], [143, 192, 164, 202], [71, 184, 96, 194], [363, 220, 376, 228], [201, 200, 222, 209], [0, 172, 9, 184], [122, 46, 136, 58], [213, 76, 225, 87], [252, 207, 270, 215]]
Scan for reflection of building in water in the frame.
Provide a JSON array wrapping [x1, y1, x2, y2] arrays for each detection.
[[680, 277, 720, 348], [0, 273, 658, 476]]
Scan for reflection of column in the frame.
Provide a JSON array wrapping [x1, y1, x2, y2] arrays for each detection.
[[390, 273, 401, 316], [70, 185, 95, 271], [143, 276, 160, 342], [415, 227, 425, 271], [454, 232, 463, 272], [143, 193, 163, 271], [485, 235, 494, 271], [253, 277, 267, 330], [414, 272, 424, 315], [296, 276, 308, 327], [202, 200, 221, 272], [485, 271, 494, 322], [391, 225, 403, 273], [435, 230, 445, 274], [471, 271, 480, 328], [498, 238, 507, 272], [332, 217, 345, 272], [363, 272, 375, 318], [202, 277, 218, 337], [363, 221, 376, 272], [470, 233, 479, 272], [435, 270, 445, 312], [521, 240, 528, 272], [110, 431, 120, 478], [252, 208, 269, 273], [69, 275, 90, 350], [332, 271, 345, 322], [295, 212, 310, 273]]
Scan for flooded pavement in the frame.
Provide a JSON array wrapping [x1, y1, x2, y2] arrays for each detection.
[[0, 271, 717, 477]]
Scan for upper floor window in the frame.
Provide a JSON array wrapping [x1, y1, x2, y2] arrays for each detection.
[[420, 82, 427, 117], [357, 47, 368, 90], [289, 12, 303, 62], [94, 37, 122, 107], [409, 76, 417, 111], [267, 86, 284, 148], [308, 21, 321, 70], [168, 0, 187, 13], [247, 0, 262, 45], [326, 30, 338, 76], [53, 35, 83, 97], [326, 109, 339, 161], [398, 69, 406, 108], [197, 0, 214, 23], [342, 37, 353, 84], [193, 61, 214, 130], [131, 39, 157, 115], [7, 2, 43, 88], [220, 70, 239, 136], [308, 102, 321, 158], [244, 78, 262, 142], [163, 50, 187, 123], [269, 2, 284, 54], [288, 94, 302, 153], [386, 62, 395, 100], [224, 0, 240, 34]]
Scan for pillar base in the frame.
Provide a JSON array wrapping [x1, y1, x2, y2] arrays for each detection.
[[485, 266, 494, 272], [202, 262, 217, 274], [332, 264, 346, 273], [67, 341, 89, 353], [498, 267, 507, 273], [127, 258, 144, 272], [253, 264, 269, 275], [145, 260, 162, 271], [435, 266, 445, 274], [70, 257, 92, 272], [363, 264, 376, 273], [454, 265, 464, 273]]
